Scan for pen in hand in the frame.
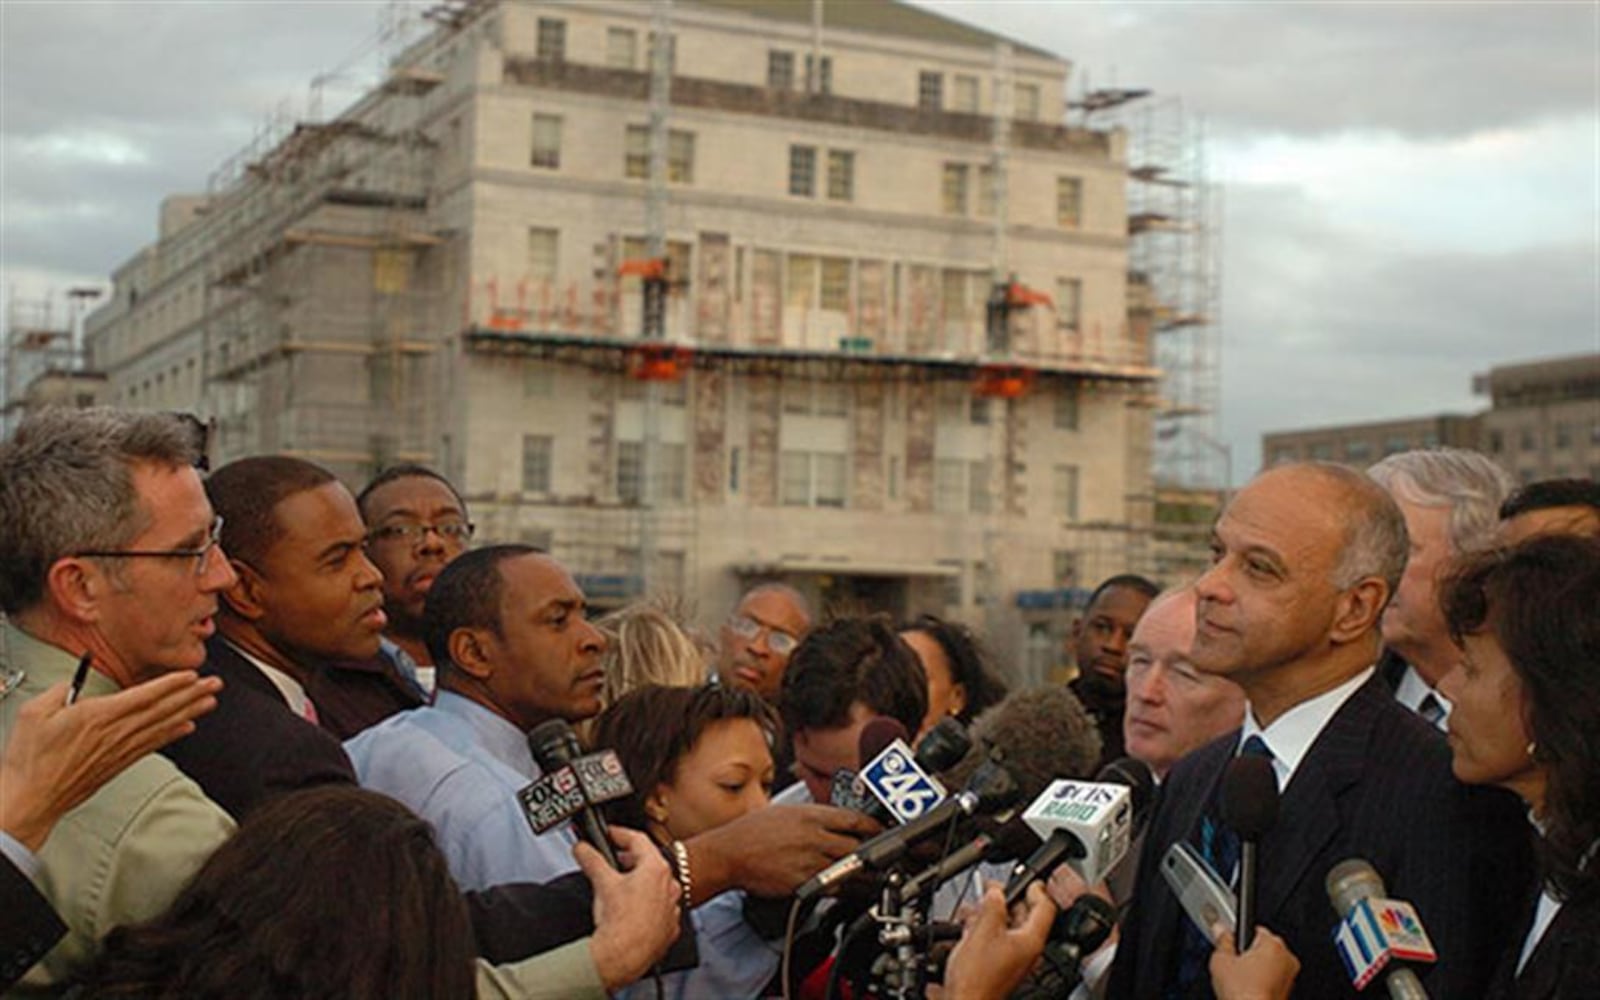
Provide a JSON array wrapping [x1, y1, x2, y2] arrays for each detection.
[[66, 652, 92, 706]]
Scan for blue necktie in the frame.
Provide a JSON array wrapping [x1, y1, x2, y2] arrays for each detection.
[[1169, 735, 1274, 999]]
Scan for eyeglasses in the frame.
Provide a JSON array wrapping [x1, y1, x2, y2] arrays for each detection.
[[73, 515, 225, 578], [366, 521, 476, 546], [727, 615, 799, 657]]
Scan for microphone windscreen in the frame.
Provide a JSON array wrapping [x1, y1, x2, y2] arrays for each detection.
[[1220, 755, 1279, 839], [1325, 857, 1386, 917], [528, 718, 582, 768], [1096, 756, 1157, 836], [858, 716, 910, 766], [941, 685, 1102, 803], [915, 716, 972, 773]]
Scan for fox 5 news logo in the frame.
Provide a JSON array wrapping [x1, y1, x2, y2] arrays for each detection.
[[862, 743, 943, 822]]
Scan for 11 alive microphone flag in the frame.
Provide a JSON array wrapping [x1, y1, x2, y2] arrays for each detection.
[[861, 738, 949, 823], [1334, 897, 1438, 991], [1020, 779, 1133, 886], [520, 749, 634, 834]]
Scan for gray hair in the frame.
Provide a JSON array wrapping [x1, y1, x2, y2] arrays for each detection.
[[0, 407, 199, 614], [1367, 448, 1512, 557], [1286, 462, 1411, 598]]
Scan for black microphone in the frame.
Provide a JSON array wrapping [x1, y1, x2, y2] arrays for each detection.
[[1221, 754, 1278, 951], [527, 718, 620, 869], [829, 717, 909, 821], [898, 815, 1042, 902], [914, 715, 972, 773], [1001, 755, 1156, 906], [1010, 895, 1118, 1000], [796, 757, 1021, 900]]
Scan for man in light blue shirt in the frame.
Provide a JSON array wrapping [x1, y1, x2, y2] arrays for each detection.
[[346, 545, 603, 889]]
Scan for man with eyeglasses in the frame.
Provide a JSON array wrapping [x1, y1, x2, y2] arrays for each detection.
[[717, 583, 812, 704], [300, 465, 475, 739]]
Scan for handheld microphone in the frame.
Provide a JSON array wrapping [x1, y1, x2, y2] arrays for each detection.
[[1010, 895, 1118, 1000], [796, 758, 1021, 900], [1221, 754, 1279, 951], [1326, 859, 1436, 1000], [914, 715, 972, 773], [898, 815, 1042, 902], [861, 736, 949, 824], [525, 719, 633, 870], [1003, 756, 1153, 905]]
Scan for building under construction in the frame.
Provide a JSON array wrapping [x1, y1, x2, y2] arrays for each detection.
[[78, 0, 1223, 681]]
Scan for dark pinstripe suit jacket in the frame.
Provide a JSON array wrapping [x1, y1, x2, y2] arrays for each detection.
[[1107, 673, 1534, 999], [0, 854, 64, 990]]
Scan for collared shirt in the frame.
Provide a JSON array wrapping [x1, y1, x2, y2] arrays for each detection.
[[344, 691, 578, 891], [380, 636, 434, 698], [1393, 664, 1451, 731], [0, 623, 236, 992], [1239, 666, 1376, 791], [226, 640, 315, 720]]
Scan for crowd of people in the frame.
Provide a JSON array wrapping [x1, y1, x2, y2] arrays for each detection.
[[0, 406, 1595, 999]]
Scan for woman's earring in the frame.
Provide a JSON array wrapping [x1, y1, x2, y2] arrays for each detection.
[[1526, 741, 1539, 761]]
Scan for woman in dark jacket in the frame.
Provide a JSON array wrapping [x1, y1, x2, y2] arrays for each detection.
[[1437, 534, 1600, 998]]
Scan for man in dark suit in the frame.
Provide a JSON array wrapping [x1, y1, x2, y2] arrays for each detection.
[[1107, 462, 1532, 999]]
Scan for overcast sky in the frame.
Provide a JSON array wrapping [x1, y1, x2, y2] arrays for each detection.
[[2, 1, 1596, 481]]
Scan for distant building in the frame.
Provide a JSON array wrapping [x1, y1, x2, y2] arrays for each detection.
[[1260, 352, 1599, 485], [78, 0, 1223, 681], [1475, 353, 1600, 484], [1262, 414, 1483, 470]]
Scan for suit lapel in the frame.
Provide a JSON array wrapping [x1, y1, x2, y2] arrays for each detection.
[[1140, 737, 1233, 986], [1255, 677, 1379, 922]]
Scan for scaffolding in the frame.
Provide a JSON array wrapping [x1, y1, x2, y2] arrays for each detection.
[[1, 291, 100, 436], [196, 20, 460, 482], [1080, 92, 1225, 490]]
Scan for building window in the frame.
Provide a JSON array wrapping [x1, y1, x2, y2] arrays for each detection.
[[826, 149, 854, 201], [975, 165, 997, 219], [1345, 440, 1373, 462], [530, 114, 562, 169], [1487, 429, 1504, 453], [814, 453, 846, 507], [623, 126, 694, 182], [952, 74, 979, 113], [522, 435, 553, 493], [816, 380, 849, 417], [968, 459, 992, 513], [969, 396, 990, 426], [646, 32, 677, 73], [789, 144, 817, 197], [768, 50, 795, 90], [819, 258, 851, 312], [1057, 176, 1083, 228], [667, 130, 695, 183], [805, 53, 832, 94], [1055, 278, 1082, 332], [536, 18, 566, 62], [1015, 82, 1041, 121], [1053, 464, 1079, 520], [624, 126, 648, 179], [780, 451, 846, 508], [606, 27, 637, 69], [918, 70, 942, 111], [1520, 428, 1538, 451], [935, 459, 965, 513], [1310, 442, 1333, 460], [1054, 385, 1079, 430], [1053, 549, 1077, 586], [941, 163, 970, 215], [617, 441, 643, 503], [527, 227, 558, 283], [618, 441, 685, 503], [1554, 423, 1572, 449]]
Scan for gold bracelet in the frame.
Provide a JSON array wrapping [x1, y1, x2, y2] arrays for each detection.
[[671, 839, 693, 909]]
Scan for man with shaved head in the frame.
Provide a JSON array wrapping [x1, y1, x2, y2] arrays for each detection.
[[1108, 462, 1531, 999]]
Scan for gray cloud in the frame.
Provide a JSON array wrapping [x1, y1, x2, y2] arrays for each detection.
[[920, 1, 1599, 140], [1220, 182, 1599, 475]]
